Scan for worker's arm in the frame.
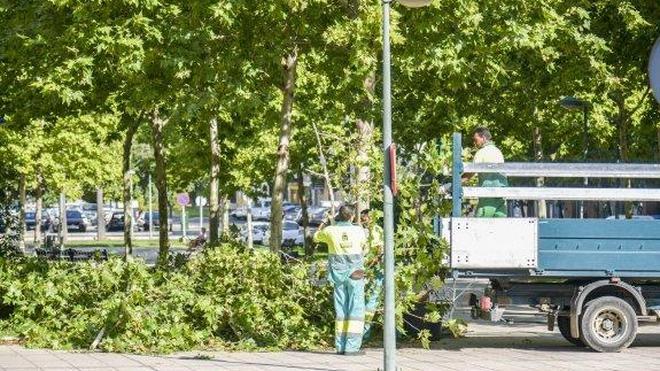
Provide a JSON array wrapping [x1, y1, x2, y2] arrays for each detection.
[[462, 173, 475, 182], [313, 226, 331, 245]]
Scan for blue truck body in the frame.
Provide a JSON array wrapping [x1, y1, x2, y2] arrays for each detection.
[[445, 132, 660, 352]]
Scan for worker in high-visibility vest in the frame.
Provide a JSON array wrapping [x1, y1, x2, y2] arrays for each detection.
[[467, 127, 508, 217], [314, 205, 367, 355], [361, 209, 384, 342]]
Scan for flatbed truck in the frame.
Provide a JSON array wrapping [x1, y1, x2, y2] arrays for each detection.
[[441, 133, 660, 352]]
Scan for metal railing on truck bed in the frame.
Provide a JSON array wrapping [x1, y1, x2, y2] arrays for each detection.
[[451, 133, 660, 216], [446, 132, 660, 278]]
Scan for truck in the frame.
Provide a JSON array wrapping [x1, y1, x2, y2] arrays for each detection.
[[441, 133, 660, 352]]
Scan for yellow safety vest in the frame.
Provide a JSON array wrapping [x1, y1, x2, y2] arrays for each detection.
[[314, 222, 366, 284]]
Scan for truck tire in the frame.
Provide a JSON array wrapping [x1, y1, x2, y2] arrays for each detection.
[[557, 315, 585, 347], [579, 296, 637, 352]]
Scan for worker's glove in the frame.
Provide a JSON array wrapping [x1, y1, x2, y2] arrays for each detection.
[[439, 182, 452, 195]]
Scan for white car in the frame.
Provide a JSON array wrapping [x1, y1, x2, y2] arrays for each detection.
[[240, 221, 270, 245], [252, 198, 272, 221], [264, 221, 303, 247]]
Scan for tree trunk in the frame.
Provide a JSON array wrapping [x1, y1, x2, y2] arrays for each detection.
[[150, 109, 170, 267], [209, 118, 220, 245], [59, 191, 67, 244], [96, 188, 105, 241], [533, 127, 547, 218], [34, 182, 43, 247], [220, 195, 230, 235], [355, 118, 374, 218], [18, 174, 26, 251], [297, 164, 312, 256], [269, 48, 298, 253], [123, 123, 138, 258]]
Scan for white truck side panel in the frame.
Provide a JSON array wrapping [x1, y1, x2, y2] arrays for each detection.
[[450, 218, 538, 269]]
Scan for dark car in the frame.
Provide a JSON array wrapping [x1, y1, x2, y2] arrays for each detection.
[[65, 210, 90, 232], [24, 212, 51, 231], [106, 212, 125, 232], [108, 212, 146, 232], [142, 211, 171, 231]]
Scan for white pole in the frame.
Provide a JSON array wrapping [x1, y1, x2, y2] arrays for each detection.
[[182, 205, 187, 238], [148, 175, 153, 239], [200, 199, 203, 232]]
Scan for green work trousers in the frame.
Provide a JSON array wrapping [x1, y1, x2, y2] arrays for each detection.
[[476, 198, 507, 217]]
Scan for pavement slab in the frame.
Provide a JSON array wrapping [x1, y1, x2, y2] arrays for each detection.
[[4, 322, 660, 370]]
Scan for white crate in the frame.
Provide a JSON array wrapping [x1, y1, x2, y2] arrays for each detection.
[[450, 218, 538, 269]]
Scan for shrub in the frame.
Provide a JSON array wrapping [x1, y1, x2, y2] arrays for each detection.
[[0, 243, 334, 353]]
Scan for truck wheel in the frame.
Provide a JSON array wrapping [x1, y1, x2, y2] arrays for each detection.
[[579, 296, 637, 352], [557, 315, 585, 347]]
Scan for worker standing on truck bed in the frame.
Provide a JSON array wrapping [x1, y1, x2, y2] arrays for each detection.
[[314, 205, 368, 355], [468, 127, 508, 217]]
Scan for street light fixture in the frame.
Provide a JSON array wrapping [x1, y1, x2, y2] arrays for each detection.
[[398, 0, 432, 7], [559, 96, 590, 218], [381, 1, 430, 371]]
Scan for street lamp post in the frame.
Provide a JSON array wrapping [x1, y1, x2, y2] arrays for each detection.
[[381, 1, 430, 370], [560, 96, 590, 218]]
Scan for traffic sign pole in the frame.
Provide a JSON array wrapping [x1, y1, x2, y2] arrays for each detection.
[[182, 205, 186, 238]]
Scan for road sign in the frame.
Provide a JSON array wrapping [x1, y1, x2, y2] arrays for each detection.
[[195, 196, 207, 207], [176, 193, 190, 206], [650, 36, 660, 103]]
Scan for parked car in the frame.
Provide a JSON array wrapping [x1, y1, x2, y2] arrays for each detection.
[[65, 209, 90, 232], [283, 205, 301, 221], [107, 211, 146, 232], [230, 207, 248, 221], [264, 221, 304, 247], [24, 211, 51, 231], [239, 221, 270, 245], [142, 211, 171, 231], [252, 198, 272, 221], [106, 212, 124, 231], [307, 207, 330, 226]]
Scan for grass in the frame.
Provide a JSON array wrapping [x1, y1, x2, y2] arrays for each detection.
[[62, 239, 187, 249]]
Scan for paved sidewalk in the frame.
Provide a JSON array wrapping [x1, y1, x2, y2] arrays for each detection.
[[3, 323, 660, 370]]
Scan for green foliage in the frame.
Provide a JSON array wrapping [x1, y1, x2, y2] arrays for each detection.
[[0, 208, 22, 258], [442, 318, 468, 338], [389, 140, 452, 346], [0, 243, 334, 353]]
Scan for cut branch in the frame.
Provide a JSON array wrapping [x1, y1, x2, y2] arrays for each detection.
[[312, 121, 336, 219]]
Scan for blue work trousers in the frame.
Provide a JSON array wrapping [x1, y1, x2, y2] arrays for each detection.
[[333, 277, 365, 354], [363, 268, 384, 341]]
